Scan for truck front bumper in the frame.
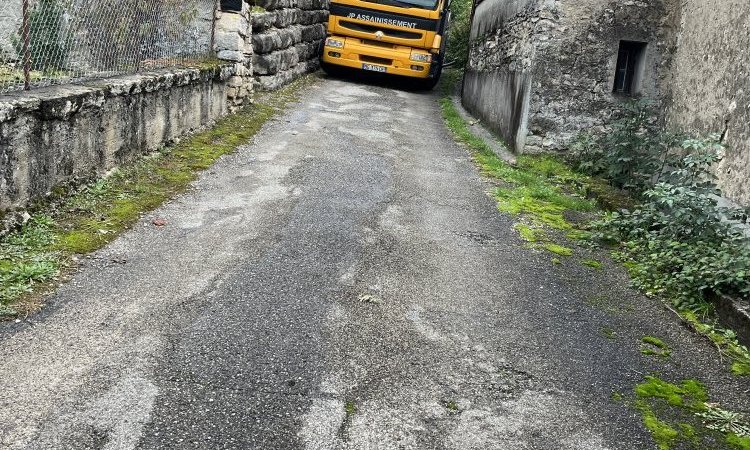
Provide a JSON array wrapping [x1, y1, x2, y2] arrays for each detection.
[[322, 36, 433, 79]]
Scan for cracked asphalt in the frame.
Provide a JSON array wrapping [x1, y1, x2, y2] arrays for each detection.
[[1, 74, 749, 449]]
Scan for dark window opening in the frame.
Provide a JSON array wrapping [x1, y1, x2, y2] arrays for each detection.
[[220, 0, 243, 12], [613, 41, 647, 95]]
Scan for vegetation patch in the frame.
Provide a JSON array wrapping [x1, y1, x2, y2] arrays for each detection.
[[513, 223, 546, 243], [572, 100, 750, 376], [0, 76, 313, 318], [543, 243, 573, 257], [444, 400, 460, 413], [633, 376, 749, 449], [601, 327, 617, 340], [582, 259, 603, 270], [641, 336, 672, 358], [345, 400, 357, 416], [438, 91, 606, 266]]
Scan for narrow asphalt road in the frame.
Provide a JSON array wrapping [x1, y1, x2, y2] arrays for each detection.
[[1, 75, 748, 449]]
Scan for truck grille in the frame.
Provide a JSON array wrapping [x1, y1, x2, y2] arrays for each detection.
[[359, 55, 393, 65], [339, 20, 422, 40]]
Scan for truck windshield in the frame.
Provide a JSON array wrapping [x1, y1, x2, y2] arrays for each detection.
[[362, 0, 439, 11]]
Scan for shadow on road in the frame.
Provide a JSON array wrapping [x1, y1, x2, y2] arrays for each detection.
[[319, 66, 438, 94]]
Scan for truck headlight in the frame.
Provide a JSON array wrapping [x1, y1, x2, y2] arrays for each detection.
[[326, 38, 344, 48], [410, 53, 432, 63]]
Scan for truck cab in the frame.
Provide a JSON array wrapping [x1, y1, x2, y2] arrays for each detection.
[[321, 0, 449, 89]]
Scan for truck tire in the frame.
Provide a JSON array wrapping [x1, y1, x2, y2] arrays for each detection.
[[416, 59, 443, 90]]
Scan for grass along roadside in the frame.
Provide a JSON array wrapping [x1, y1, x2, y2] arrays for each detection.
[[438, 71, 750, 449], [0, 74, 315, 319], [437, 74, 750, 377]]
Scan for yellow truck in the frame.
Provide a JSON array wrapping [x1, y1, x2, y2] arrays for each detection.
[[321, 0, 450, 89]]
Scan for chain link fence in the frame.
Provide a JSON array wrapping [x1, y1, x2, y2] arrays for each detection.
[[0, 0, 218, 94]]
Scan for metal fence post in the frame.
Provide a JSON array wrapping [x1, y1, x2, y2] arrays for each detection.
[[210, 0, 220, 55], [22, 0, 31, 90]]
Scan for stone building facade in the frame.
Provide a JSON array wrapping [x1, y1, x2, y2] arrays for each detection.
[[463, 0, 750, 205]]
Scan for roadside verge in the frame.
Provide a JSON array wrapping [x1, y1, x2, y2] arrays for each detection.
[[0, 74, 317, 319]]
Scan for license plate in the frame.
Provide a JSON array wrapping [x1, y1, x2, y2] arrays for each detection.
[[362, 63, 387, 73]]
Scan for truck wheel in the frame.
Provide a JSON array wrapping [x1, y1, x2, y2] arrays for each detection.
[[416, 62, 442, 90]]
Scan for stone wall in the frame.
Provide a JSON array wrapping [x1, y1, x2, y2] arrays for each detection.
[[214, 1, 256, 111], [667, 0, 750, 205], [0, 66, 234, 212], [250, 0, 328, 90], [463, 0, 679, 153], [0, 0, 21, 58]]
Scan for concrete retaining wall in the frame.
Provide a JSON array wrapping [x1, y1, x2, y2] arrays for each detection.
[[0, 66, 234, 213]]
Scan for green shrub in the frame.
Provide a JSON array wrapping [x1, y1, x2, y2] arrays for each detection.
[[577, 103, 750, 311], [446, 0, 472, 68]]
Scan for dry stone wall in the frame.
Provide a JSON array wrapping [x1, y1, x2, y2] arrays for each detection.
[[214, 1, 256, 111], [250, 0, 328, 90]]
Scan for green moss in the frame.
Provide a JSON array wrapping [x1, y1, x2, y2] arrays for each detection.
[[678, 423, 698, 444], [633, 376, 721, 449], [642, 408, 679, 450], [642, 336, 669, 349], [611, 392, 623, 401], [58, 230, 105, 254], [543, 243, 573, 257], [582, 259, 603, 270], [439, 96, 596, 235], [635, 376, 707, 410], [445, 400, 459, 412], [551, 257, 562, 265], [641, 336, 672, 358], [681, 312, 750, 377], [601, 327, 617, 339], [731, 361, 750, 376], [727, 434, 750, 450], [567, 229, 592, 241], [345, 400, 356, 416], [514, 223, 546, 243]]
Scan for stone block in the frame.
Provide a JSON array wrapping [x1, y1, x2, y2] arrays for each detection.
[[253, 47, 300, 75], [274, 9, 301, 28], [299, 10, 329, 25], [256, 0, 296, 11], [301, 23, 326, 42], [217, 50, 246, 62], [252, 26, 302, 54], [214, 30, 246, 53], [295, 41, 321, 61], [251, 11, 276, 31], [216, 13, 250, 38]]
